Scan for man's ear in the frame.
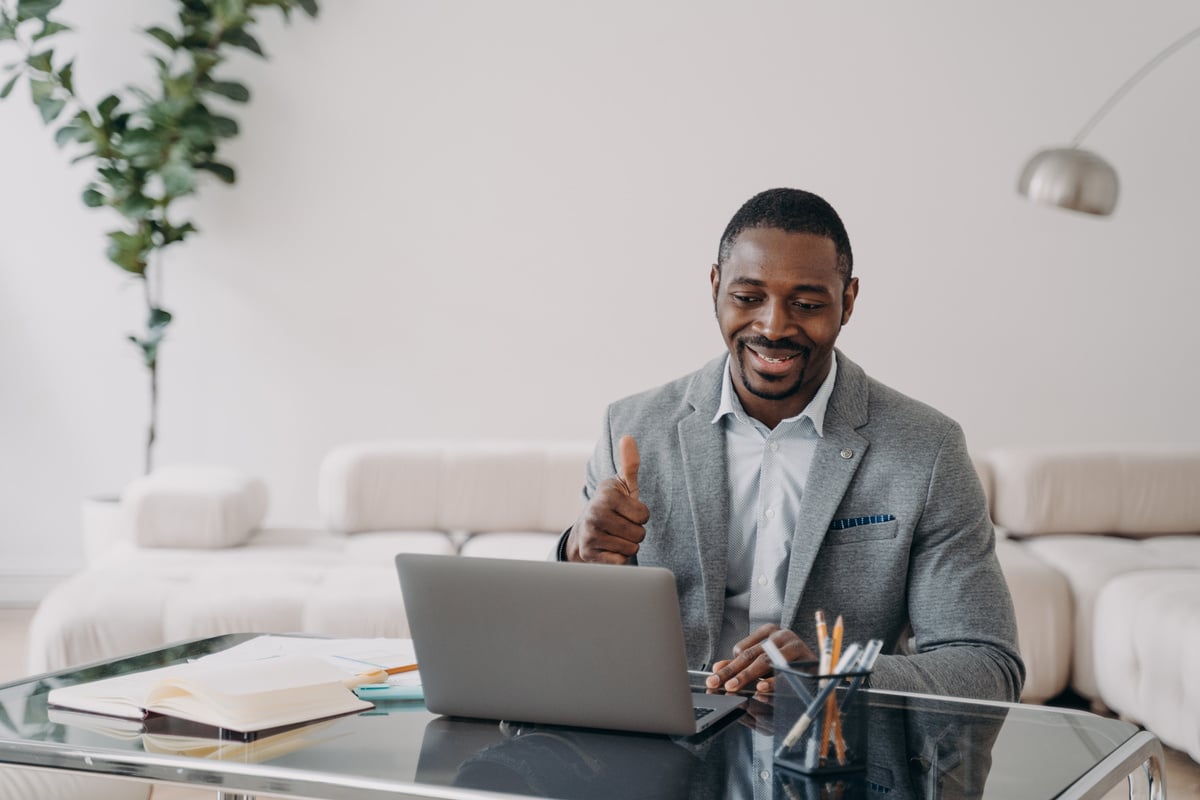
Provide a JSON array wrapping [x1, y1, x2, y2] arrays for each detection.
[[841, 277, 859, 326], [710, 264, 721, 305]]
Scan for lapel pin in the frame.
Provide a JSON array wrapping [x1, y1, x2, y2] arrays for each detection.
[[839, 448, 854, 459]]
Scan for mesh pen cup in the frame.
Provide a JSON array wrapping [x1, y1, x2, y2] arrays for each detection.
[[773, 661, 870, 775]]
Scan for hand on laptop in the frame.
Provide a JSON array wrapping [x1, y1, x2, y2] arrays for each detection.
[[706, 624, 817, 694], [566, 435, 649, 564]]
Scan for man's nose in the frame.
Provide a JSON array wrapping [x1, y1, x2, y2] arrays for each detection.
[[754, 299, 794, 340]]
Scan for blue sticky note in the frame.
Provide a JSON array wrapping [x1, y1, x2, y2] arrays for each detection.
[[353, 684, 424, 701]]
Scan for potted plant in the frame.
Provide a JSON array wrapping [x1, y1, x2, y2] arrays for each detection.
[[1, 0, 319, 473]]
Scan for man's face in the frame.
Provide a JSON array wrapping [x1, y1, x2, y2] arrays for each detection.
[[710, 227, 858, 428]]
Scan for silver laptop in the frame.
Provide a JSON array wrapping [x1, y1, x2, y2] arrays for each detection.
[[395, 553, 746, 736]]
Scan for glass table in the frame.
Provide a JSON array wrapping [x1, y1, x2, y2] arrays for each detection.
[[0, 635, 1166, 800]]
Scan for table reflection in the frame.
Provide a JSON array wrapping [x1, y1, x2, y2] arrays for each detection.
[[412, 694, 1006, 800]]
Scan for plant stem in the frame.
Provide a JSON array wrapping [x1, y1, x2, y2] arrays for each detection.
[[142, 271, 157, 475]]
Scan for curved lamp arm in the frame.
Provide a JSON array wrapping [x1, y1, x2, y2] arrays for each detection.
[[1018, 23, 1200, 216]]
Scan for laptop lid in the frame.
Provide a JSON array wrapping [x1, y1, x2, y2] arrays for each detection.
[[395, 554, 744, 736]]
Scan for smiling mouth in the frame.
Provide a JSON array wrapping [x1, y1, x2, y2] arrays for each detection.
[[752, 350, 798, 364], [747, 347, 801, 365]]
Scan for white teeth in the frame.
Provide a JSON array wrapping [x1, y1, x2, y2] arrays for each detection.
[[755, 351, 793, 364]]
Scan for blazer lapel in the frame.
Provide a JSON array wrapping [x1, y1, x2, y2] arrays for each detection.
[[781, 352, 870, 631], [678, 359, 730, 663]]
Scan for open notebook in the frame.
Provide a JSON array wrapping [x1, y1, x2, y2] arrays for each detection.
[[395, 554, 746, 736]]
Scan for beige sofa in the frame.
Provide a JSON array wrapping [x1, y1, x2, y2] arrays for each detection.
[[980, 446, 1200, 762], [26, 442, 1200, 761]]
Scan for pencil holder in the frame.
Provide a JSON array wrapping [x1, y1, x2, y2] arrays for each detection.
[[772, 660, 870, 775]]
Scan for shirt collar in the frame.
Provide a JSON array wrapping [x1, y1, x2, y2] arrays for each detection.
[[712, 352, 839, 436]]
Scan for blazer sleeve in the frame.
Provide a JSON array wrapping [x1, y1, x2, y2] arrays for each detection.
[[868, 422, 1026, 702]]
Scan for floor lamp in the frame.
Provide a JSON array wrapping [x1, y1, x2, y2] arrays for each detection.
[[1017, 24, 1200, 216]]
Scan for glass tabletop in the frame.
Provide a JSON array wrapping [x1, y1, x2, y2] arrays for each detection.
[[0, 634, 1162, 800]]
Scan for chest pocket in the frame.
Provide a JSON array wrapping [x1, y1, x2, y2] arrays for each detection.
[[826, 517, 899, 545]]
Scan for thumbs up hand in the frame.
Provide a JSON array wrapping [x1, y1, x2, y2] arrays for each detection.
[[566, 435, 650, 564]]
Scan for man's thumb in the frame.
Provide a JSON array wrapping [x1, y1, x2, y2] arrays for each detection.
[[617, 435, 640, 498]]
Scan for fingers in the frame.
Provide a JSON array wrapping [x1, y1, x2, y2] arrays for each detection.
[[569, 435, 649, 565], [617, 435, 640, 498], [571, 464, 649, 564], [708, 625, 816, 692]]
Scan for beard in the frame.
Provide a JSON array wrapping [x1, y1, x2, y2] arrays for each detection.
[[734, 338, 812, 401]]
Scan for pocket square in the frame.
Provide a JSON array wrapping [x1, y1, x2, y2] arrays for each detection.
[[829, 514, 896, 531]]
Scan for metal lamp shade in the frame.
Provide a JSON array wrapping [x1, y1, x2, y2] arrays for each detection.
[[1017, 147, 1120, 216]]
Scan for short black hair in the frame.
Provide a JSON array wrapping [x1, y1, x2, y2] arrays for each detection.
[[717, 188, 853, 285]]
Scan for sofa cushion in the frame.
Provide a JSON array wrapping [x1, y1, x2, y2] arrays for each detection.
[[318, 441, 590, 534], [987, 447, 1200, 537], [1093, 570, 1200, 763], [122, 466, 269, 548], [318, 443, 445, 533], [993, 538, 1072, 703], [458, 532, 560, 561], [303, 566, 411, 638], [1020, 534, 1200, 699]]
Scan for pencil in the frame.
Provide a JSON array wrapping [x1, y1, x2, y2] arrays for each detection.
[[821, 616, 843, 759], [384, 663, 419, 675]]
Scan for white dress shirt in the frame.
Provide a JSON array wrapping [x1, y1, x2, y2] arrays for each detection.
[[711, 353, 838, 663]]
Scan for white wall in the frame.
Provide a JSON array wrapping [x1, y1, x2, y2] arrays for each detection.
[[3, 1, 1199, 594]]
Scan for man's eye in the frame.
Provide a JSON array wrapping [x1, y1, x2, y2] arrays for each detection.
[[732, 295, 761, 304], [795, 302, 824, 311]]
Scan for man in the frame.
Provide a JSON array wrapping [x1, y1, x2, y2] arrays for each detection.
[[559, 188, 1023, 702]]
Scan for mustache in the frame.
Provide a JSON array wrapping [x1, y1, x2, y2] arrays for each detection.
[[738, 337, 811, 357]]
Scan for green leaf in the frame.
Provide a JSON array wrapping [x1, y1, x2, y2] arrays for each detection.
[[162, 220, 198, 244], [56, 59, 72, 93], [29, 77, 53, 101], [116, 193, 154, 219], [296, 0, 318, 17], [35, 94, 65, 123], [144, 26, 179, 50], [205, 79, 249, 102], [128, 334, 159, 368], [97, 94, 120, 118], [26, 49, 52, 73], [0, 73, 18, 100], [53, 122, 77, 147], [192, 51, 220, 73], [81, 185, 104, 207], [148, 307, 173, 329], [32, 19, 69, 40], [0, 19, 18, 42], [106, 230, 147, 274], [209, 113, 238, 137], [197, 160, 235, 183], [161, 161, 195, 196], [69, 149, 95, 164], [16, 0, 63, 21], [216, 0, 246, 21], [222, 28, 264, 57]]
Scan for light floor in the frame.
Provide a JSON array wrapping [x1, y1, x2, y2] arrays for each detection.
[[2, 607, 1198, 799]]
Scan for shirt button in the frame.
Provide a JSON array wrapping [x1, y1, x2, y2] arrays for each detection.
[[769, 442, 779, 452], [765, 508, 775, 520], [757, 575, 767, 587], [760, 770, 771, 782]]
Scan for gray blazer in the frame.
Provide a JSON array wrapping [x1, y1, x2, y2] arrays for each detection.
[[579, 351, 1024, 702]]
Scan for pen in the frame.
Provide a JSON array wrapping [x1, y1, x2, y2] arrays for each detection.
[[776, 643, 862, 757], [761, 639, 813, 703], [838, 639, 883, 710]]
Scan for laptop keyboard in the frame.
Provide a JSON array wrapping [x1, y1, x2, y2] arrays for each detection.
[[694, 706, 715, 720]]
